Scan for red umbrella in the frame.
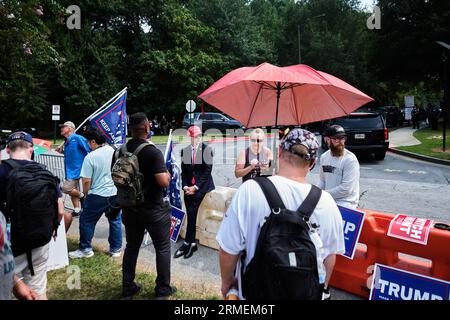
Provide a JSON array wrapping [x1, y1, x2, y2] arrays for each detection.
[[198, 62, 374, 128]]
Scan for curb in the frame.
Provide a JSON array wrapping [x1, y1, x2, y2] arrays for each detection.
[[388, 147, 450, 166]]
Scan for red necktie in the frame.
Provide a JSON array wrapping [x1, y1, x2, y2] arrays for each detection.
[[191, 146, 196, 185]]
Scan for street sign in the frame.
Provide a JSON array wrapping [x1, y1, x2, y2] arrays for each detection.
[[52, 115, 60, 121], [404, 96, 414, 107], [52, 105, 61, 115], [186, 100, 196, 113]]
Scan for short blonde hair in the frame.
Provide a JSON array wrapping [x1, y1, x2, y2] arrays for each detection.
[[250, 128, 265, 139]]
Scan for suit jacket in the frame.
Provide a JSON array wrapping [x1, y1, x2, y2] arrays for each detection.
[[181, 142, 215, 195]]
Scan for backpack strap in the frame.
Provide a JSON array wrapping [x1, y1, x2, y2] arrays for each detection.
[[26, 250, 35, 276], [132, 141, 151, 156], [253, 176, 285, 210], [296, 185, 322, 221], [3, 159, 21, 170]]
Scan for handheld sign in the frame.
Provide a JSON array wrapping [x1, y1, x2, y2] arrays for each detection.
[[338, 206, 365, 259], [369, 264, 449, 300], [387, 214, 433, 245], [170, 206, 186, 242]]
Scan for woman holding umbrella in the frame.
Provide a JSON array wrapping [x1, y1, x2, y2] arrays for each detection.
[[235, 128, 273, 182]]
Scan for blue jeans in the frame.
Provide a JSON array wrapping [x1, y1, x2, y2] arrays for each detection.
[[79, 194, 122, 252]]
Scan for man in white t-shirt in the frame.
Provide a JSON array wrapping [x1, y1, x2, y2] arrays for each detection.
[[318, 125, 360, 209], [217, 129, 345, 300], [69, 127, 122, 259]]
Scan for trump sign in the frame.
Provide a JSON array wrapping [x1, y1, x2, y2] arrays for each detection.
[[170, 206, 186, 242]]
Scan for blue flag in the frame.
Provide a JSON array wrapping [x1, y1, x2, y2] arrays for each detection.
[[165, 136, 182, 209], [90, 90, 127, 144]]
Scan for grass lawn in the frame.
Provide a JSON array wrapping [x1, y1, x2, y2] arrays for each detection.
[[45, 133, 232, 148], [397, 128, 450, 161], [47, 239, 220, 300]]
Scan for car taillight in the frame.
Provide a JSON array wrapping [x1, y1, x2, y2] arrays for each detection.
[[384, 128, 389, 140]]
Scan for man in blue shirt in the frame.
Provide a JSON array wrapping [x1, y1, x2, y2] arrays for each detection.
[[56, 121, 90, 228], [69, 127, 122, 259]]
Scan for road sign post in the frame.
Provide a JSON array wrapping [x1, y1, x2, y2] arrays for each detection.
[[52, 105, 61, 144], [186, 100, 196, 126]]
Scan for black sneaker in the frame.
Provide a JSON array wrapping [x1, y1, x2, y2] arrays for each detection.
[[121, 283, 142, 300], [71, 208, 82, 217], [154, 286, 177, 300]]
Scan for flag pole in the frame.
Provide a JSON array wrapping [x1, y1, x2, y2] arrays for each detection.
[[75, 87, 127, 133]]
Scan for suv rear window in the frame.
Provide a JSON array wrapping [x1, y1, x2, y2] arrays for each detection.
[[334, 114, 384, 130]]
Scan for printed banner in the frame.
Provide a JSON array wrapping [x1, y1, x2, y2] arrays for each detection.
[[90, 90, 127, 145], [338, 206, 365, 259], [387, 214, 433, 245], [170, 206, 186, 243], [369, 264, 449, 300]]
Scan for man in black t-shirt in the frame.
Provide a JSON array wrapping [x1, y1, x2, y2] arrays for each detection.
[[118, 113, 176, 300]]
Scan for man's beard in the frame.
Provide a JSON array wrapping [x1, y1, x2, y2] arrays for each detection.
[[330, 144, 345, 157]]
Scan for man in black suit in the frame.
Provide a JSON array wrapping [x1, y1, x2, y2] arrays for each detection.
[[174, 125, 215, 259]]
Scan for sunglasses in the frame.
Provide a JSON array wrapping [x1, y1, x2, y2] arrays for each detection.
[[331, 136, 347, 141], [251, 139, 264, 143]]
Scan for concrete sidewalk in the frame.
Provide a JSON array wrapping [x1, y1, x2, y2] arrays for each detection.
[[388, 127, 450, 166], [388, 127, 421, 148]]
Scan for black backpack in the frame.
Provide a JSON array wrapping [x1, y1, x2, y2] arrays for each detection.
[[4, 160, 59, 276], [241, 177, 322, 300]]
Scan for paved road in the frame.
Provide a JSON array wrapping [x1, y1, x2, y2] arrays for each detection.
[[65, 137, 449, 300]]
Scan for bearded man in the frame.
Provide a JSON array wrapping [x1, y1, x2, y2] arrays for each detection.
[[318, 125, 360, 210]]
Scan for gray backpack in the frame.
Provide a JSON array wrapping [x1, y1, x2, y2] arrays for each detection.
[[111, 142, 150, 207]]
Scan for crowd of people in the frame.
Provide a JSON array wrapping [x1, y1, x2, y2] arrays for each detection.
[[0, 114, 361, 301]]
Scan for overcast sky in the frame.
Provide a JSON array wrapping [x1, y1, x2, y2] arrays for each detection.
[[359, 0, 377, 10]]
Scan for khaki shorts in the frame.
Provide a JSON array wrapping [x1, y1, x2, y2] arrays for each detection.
[[14, 243, 50, 296], [61, 179, 80, 194]]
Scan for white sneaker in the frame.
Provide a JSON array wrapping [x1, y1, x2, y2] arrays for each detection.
[[69, 249, 94, 259], [322, 287, 331, 300], [109, 250, 121, 258]]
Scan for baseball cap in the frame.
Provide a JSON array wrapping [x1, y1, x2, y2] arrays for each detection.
[[7, 131, 34, 146], [324, 125, 346, 138], [280, 128, 319, 160], [187, 125, 202, 138], [59, 121, 76, 129]]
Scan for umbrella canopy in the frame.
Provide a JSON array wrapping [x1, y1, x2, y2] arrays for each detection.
[[198, 62, 374, 128]]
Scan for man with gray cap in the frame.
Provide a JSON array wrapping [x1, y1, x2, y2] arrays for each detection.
[[217, 128, 345, 300], [319, 125, 360, 210], [56, 121, 91, 224]]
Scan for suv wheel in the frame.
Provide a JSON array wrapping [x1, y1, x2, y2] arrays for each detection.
[[374, 151, 386, 160]]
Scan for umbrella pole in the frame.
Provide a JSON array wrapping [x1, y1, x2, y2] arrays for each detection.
[[273, 82, 281, 175]]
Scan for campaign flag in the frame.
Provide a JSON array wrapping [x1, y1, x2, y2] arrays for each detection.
[[90, 90, 127, 145], [338, 206, 365, 259], [369, 263, 449, 300], [164, 131, 182, 209], [170, 206, 186, 242], [387, 214, 433, 245]]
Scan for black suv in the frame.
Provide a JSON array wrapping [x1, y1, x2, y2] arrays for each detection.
[[322, 112, 389, 160], [182, 112, 244, 132]]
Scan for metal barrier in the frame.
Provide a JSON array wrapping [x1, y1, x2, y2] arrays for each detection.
[[36, 153, 65, 182]]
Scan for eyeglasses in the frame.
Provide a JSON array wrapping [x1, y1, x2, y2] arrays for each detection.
[[251, 139, 264, 143]]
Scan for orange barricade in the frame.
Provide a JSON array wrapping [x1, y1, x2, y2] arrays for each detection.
[[329, 209, 450, 298]]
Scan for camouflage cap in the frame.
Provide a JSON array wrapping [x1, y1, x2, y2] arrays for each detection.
[[280, 128, 319, 160]]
